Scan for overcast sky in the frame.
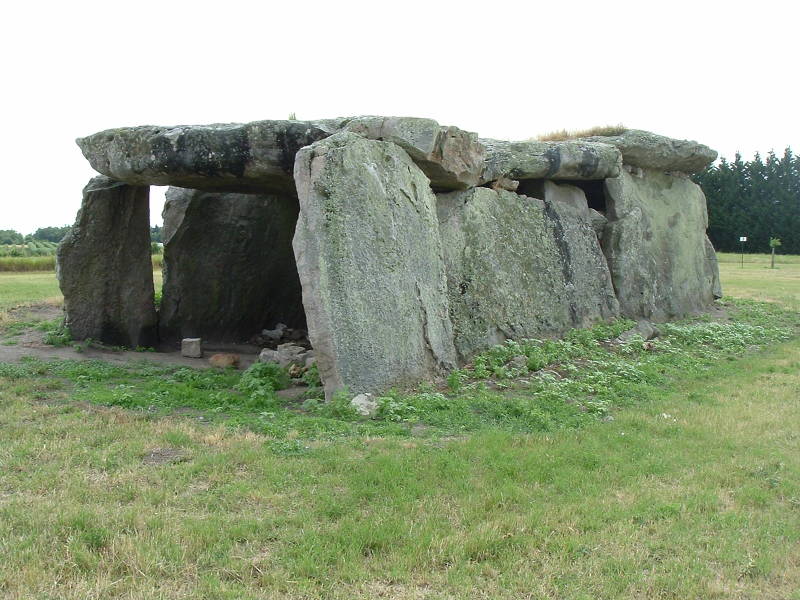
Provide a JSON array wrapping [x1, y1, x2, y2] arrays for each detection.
[[3, 0, 797, 234]]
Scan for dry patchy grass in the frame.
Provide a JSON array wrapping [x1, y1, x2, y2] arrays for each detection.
[[718, 252, 800, 311], [535, 124, 627, 142], [1, 255, 800, 598], [2, 336, 800, 598]]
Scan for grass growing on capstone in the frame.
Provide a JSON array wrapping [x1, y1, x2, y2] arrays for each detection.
[[1, 257, 800, 597], [535, 124, 628, 142]]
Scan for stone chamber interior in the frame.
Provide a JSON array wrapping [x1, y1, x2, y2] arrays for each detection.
[[153, 186, 310, 352], [559, 179, 607, 213], [516, 179, 608, 214]]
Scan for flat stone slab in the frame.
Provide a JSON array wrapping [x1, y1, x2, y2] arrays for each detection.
[[77, 116, 485, 193], [77, 120, 340, 194], [78, 118, 717, 191], [481, 138, 622, 182], [580, 129, 717, 174]]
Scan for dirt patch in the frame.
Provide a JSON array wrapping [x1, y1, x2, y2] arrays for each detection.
[[0, 305, 262, 370], [0, 340, 261, 369], [6, 303, 63, 322]]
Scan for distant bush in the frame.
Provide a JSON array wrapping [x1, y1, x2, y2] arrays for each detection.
[[0, 230, 24, 245], [0, 241, 58, 258], [30, 226, 71, 243]]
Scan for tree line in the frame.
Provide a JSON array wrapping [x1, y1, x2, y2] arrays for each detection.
[[693, 147, 799, 254], [0, 226, 72, 245], [1, 226, 164, 245]]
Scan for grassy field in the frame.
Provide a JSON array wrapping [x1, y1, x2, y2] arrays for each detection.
[[1, 260, 800, 598], [0, 271, 162, 322], [718, 252, 800, 311], [0, 256, 57, 272], [0, 254, 162, 273], [0, 272, 62, 318]]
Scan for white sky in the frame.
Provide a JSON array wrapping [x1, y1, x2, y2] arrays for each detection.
[[2, 0, 798, 234]]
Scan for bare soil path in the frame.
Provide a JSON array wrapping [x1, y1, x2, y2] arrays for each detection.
[[0, 304, 260, 370]]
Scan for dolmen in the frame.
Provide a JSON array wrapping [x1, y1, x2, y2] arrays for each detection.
[[58, 116, 721, 398]]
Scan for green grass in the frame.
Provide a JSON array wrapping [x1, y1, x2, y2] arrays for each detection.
[[718, 251, 800, 265], [0, 256, 57, 272], [2, 258, 800, 597], [718, 252, 800, 311], [0, 272, 62, 318], [0, 270, 163, 324]]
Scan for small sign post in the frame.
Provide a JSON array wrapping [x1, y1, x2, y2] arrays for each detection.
[[739, 236, 747, 267]]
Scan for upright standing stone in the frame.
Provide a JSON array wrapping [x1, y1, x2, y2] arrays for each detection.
[[437, 185, 618, 359], [293, 132, 457, 399], [603, 167, 720, 320], [56, 176, 157, 347], [159, 188, 304, 342]]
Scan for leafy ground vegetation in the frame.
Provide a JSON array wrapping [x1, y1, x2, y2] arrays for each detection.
[[1, 261, 800, 598]]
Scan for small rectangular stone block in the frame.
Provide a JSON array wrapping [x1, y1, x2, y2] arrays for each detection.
[[181, 338, 202, 358]]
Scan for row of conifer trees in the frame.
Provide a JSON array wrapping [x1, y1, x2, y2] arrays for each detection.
[[693, 148, 798, 253]]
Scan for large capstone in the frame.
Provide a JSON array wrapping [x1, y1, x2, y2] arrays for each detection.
[[159, 187, 304, 342], [481, 138, 622, 183], [56, 176, 157, 347], [580, 129, 717, 174], [437, 184, 619, 359], [602, 167, 720, 320], [76, 120, 339, 194], [76, 117, 484, 193], [293, 132, 457, 398]]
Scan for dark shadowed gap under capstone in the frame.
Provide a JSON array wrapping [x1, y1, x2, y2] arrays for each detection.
[[516, 179, 608, 213], [157, 187, 307, 345]]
